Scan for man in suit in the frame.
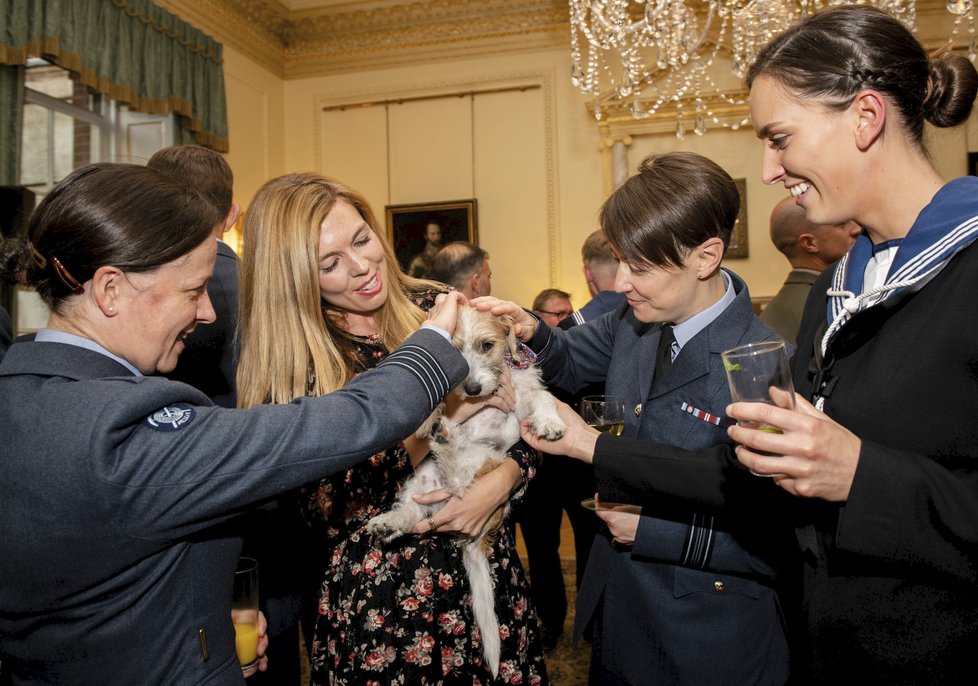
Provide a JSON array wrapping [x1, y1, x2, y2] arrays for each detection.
[[147, 145, 240, 408], [475, 153, 791, 685], [0, 305, 12, 361], [760, 197, 860, 343], [430, 241, 491, 299]]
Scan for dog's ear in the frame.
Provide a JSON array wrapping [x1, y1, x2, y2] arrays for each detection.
[[501, 314, 519, 357]]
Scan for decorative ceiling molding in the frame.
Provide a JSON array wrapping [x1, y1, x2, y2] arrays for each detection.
[[157, 0, 570, 79]]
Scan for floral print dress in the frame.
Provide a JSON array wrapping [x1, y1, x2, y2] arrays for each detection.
[[307, 290, 549, 685]]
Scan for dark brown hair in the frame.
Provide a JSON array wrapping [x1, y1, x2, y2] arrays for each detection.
[[532, 288, 572, 312], [747, 5, 978, 147], [600, 152, 739, 269], [147, 144, 234, 217], [1, 163, 219, 312]]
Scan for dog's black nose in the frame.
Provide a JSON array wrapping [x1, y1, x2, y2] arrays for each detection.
[[464, 382, 483, 396]]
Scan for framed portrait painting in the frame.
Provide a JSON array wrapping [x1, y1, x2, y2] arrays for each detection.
[[726, 178, 749, 259], [385, 199, 478, 278]]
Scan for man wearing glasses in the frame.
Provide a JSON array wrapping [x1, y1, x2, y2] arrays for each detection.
[[532, 288, 573, 328]]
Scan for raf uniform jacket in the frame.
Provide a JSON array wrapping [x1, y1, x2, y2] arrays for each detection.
[[168, 240, 239, 407], [0, 329, 466, 686], [528, 270, 791, 686], [760, 268, 819, 345]]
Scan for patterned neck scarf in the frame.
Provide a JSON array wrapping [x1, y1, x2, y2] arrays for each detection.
[[505, 340, 538, 369], [814, 177, 978, 409]]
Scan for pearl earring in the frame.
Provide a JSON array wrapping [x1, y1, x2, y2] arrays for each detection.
[[108, 306, 115, 313]]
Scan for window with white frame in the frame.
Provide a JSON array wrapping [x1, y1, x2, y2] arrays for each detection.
[[15, 59, 174, 334]]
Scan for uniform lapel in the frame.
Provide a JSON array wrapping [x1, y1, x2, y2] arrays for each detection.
[[630, 320, 658, 422]]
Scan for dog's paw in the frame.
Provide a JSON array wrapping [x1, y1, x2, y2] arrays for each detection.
[[415, 406, 444, 440], [531, 415, 566, 441], [365, 513, 407, 542], [431, 417, 459, 445]]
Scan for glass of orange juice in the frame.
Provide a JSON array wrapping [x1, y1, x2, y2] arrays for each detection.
[[232, 557, 260, 677]]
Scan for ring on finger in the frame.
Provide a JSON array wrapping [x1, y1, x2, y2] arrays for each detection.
[[427, 517, 439, 532]]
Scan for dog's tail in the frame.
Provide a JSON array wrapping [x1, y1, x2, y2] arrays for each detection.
[[463, 539, 500, 677]]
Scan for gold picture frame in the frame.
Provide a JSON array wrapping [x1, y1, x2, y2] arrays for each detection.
[[726, 178, 749, 259], [385, 199, 479, 278]]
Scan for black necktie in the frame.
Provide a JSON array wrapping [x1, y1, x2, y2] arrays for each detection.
[[652, 324, 676, 389]]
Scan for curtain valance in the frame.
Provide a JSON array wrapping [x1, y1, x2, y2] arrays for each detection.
[[1, 0, 228, 152]]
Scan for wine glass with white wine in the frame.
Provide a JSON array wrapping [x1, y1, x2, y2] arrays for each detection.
[[580, 395, 626, 436]]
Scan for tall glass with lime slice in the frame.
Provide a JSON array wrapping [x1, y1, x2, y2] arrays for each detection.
[[721, 340, 795, 476]]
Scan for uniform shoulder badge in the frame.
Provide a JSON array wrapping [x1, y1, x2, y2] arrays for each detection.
[[145, 403, 196, 431]]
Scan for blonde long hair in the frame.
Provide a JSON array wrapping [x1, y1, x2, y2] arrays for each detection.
[[237, 172, 442, 407]]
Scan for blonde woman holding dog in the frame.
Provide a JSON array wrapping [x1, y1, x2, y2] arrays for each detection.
[[236, 172, 548, 685]]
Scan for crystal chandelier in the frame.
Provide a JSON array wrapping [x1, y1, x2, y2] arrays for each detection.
[[569, 0, 977, 138]]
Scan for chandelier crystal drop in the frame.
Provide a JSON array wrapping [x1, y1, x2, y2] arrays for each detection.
[[569, 0, 977, 136]]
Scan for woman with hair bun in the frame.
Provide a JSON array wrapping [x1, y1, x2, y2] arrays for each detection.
[[736, 8, 978, 682], [518, 5, 978, 684], [0, 163, 468, 685]]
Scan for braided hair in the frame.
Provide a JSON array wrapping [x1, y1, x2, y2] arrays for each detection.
[[746, 5, 977, 148]]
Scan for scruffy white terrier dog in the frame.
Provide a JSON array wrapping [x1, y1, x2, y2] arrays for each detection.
[[366, 305, 565, 676]]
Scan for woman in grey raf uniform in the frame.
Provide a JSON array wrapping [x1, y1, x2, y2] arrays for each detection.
[[0, 163, 468, 685]]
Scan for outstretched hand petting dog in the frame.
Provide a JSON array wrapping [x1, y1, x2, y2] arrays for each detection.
[[469, 296, 539, 341], [408, 459, 522, 537], [424, 290, 467, 334]]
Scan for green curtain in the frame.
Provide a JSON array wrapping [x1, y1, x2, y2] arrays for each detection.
[[0, 64, 24, 186], [0, 0, 229, 159]]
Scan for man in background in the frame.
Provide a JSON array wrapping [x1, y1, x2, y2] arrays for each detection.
[[147, 144, 240, 408], [761, 197, 861, 342], [563, 229, 626, 327], [430, 241, 492, 298], [532, 288, 573, 328], [407, 219, 443, 278]]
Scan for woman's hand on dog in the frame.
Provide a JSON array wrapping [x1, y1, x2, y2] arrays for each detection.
[[469, 296, 539, 341], [519, 398, 600, 463], [425, 290, 468, 336], [444, 367, 517, 424], [409, 459, 521, 537]]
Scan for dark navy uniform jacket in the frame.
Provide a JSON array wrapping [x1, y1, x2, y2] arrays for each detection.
[[530, 271, 791, 686], [0, 328, 465, 685]]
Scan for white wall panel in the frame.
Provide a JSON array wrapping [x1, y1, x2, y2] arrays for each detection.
[[473, 88, 549, 306], [318, 106, 389, 221], [387, 97, 473, 203]]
